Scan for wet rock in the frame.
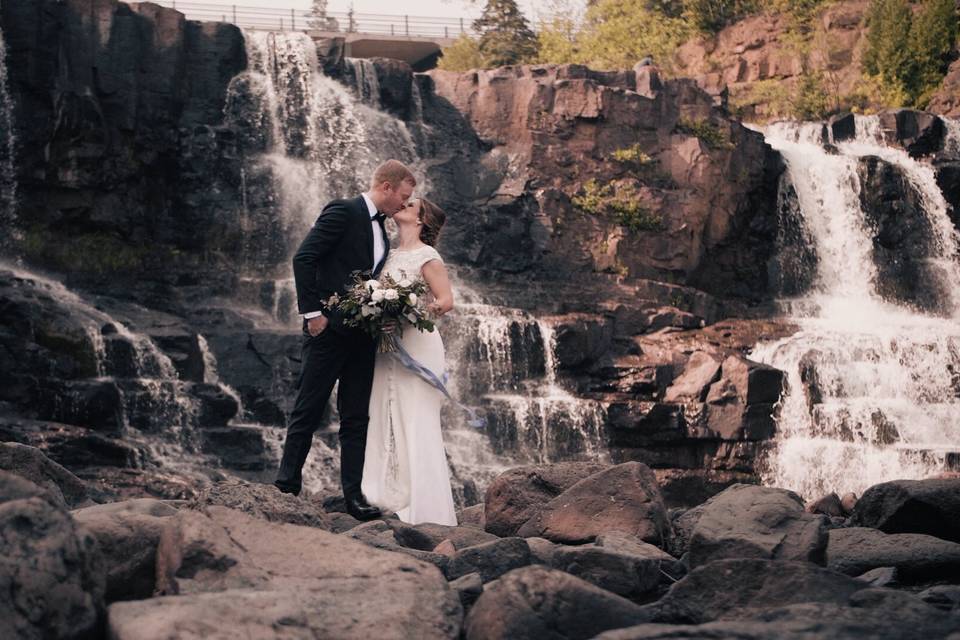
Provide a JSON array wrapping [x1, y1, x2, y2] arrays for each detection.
[[446, 537, 532, 583], [73, 498, 178, 603], [199, 425, 267, 470], [858, 156, 949, 313], [917, 584, 960, 612], [483, 461, 608, 537], [457, 503, 485, 529], [0, 471, 105, 640], [850, 478, 960, 543], [878, 109, 946, 157], [827, 527, 960, 582], [686, 484, 829, 568], [829, 112, 856, 143], [188, 382, 239, 427], [840, 492, 857, 515], [0, 442, 90, 507], [517, 462, 670, 546], [463, 565, 648, 640]]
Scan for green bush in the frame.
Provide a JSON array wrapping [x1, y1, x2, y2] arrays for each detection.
[[438, 35, 485, 72], [682, 0, 760, 33], [609, 144, 654, 167], [572, 179, 663, 232], [676, 117, 733, 149]]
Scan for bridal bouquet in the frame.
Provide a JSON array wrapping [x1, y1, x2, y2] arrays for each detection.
[[326, 271, 436, 352]]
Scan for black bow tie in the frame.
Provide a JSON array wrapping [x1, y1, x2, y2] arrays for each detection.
[[373, 212, 386, 223]]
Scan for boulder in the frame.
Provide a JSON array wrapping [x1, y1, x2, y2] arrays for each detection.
[[150, 505, 461, 636], [464, 565, 648, 640], [850, 478, 960, 543], [0, 471, 105, 640], [918, 584, 960, 612], [517, 462, 670, 546], [640, 558, 866, 624], [826, 527, 960, 582], [686, 484, 829, 568], [483, 461, 608, 537], [386, 519, 499, 551], [72, 498, 178, 603], [878, 109, 946, 157], [548, 544, 662, 598], [829, 112, 856, 143], [0, 442, 90, 508], [446, 537, 532, 583]]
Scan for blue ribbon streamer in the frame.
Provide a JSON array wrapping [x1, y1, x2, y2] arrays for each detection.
[[391, 341, 486, 428]]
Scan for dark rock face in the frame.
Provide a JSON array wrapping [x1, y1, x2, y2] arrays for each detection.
[[858, 156, 950, 313], [425, 65, 783, 302], [0, 441, 91, 507], [3, 0, 248, 294]]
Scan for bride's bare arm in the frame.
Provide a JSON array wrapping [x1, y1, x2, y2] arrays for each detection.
[[421, 259, 454, 316]]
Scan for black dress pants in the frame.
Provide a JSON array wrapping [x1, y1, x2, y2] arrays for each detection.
[[275, 323, 376, 498]]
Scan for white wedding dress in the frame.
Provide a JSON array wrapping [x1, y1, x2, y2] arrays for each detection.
[[361, 245, 458, 526]]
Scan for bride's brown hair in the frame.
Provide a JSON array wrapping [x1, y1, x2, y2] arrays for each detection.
[[418, 198, 446, 247]]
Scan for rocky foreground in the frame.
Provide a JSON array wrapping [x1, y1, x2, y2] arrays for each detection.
[[3, 442, 960, 639]]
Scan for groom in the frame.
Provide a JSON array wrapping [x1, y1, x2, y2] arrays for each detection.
[[275, 159, 416, 521]]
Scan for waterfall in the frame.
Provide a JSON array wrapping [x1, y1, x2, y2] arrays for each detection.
[[752, 117, 960, 499], [0, 14, 19, 255], [346, 58, 381, 106], [224, 31, 424, 324]]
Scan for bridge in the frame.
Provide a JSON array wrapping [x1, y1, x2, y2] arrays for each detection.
[[150, 1, 469, 68]]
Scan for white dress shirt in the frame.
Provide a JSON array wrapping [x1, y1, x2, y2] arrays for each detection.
[[304, 193, 385, 320]]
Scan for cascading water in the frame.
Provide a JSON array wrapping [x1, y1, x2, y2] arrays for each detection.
[[0, 11, 19, 256], [751, 117, 960, 499]]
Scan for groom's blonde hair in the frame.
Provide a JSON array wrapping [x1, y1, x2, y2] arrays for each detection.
[[371, 160, 416, 189]]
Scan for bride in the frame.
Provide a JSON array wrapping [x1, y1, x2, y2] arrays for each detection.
[[360, 196, 458, 526]]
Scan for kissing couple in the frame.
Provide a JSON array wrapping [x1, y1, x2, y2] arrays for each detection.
[[274, 159, 459, 526]]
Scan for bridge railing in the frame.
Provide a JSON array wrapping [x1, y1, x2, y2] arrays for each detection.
[[148, 1, 470, 38]]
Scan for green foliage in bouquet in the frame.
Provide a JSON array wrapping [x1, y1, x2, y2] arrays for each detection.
[[327, 271, 435, 352]]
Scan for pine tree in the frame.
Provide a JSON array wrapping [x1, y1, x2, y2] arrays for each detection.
[[907, 0, 958, 103], [862, 0, 912, 89], [308, 0, 330, 30], [473, 0, 540, 67]]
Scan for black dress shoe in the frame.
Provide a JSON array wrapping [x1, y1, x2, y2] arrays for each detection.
[[345, 494, 381, 521]]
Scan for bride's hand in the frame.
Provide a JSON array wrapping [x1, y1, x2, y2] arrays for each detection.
[[427, 302, 444, 317]]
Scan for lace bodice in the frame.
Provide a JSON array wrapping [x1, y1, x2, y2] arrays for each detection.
[[382, 245, 443, 282]]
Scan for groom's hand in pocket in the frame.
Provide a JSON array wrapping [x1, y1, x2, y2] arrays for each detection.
[[307, 316, 328, 336]]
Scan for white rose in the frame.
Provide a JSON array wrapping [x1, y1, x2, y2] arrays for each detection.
[[361, 305, 377, 317], [383, 289, 399, 301], [407, 293, 418, 305], [371, 289, 386, 302], [398, 277, 413, 288], [365, 279, 381, 291]]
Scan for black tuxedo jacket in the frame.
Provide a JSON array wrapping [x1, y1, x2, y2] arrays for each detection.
[[292, 195, 389, 333]]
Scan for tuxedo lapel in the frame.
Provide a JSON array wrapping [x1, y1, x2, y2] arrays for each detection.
[[374, 221, 390, 276], [357, 195, 374, 271]]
